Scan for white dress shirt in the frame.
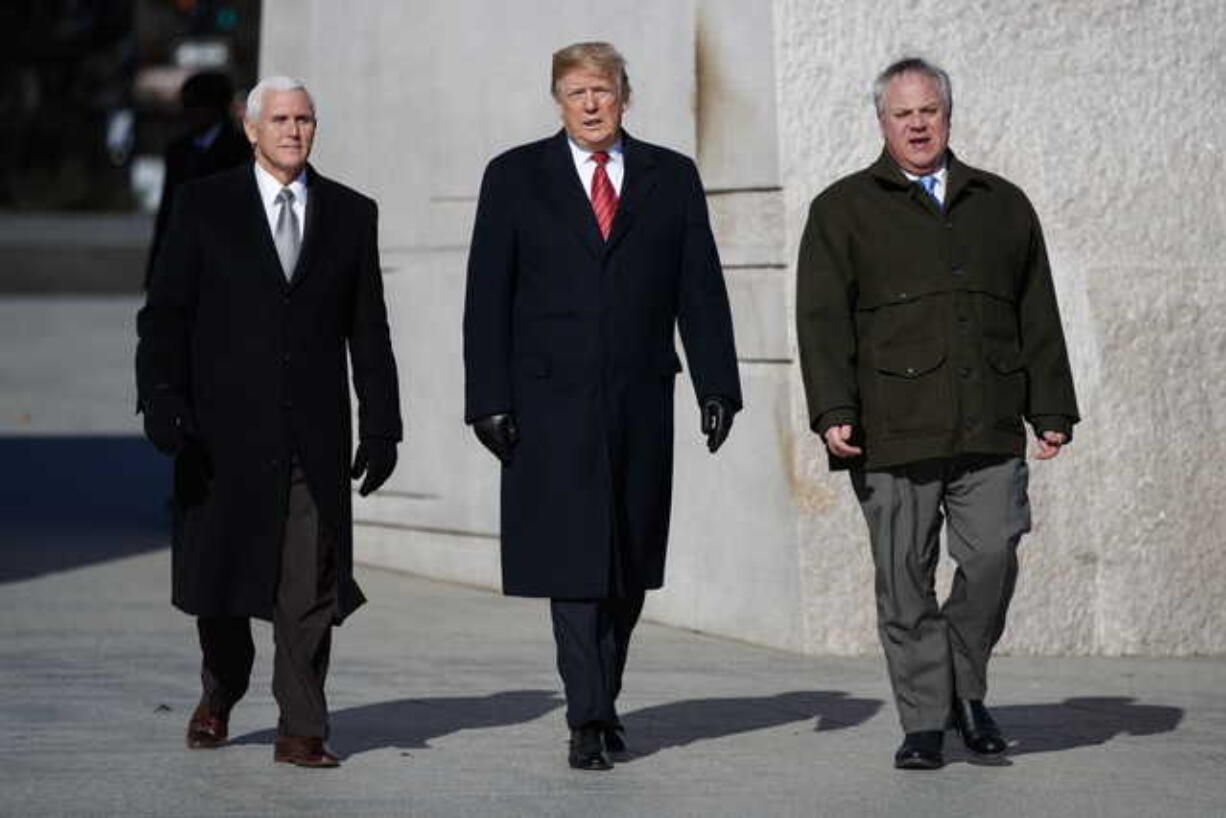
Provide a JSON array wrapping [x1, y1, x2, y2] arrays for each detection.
[[902, 162, 948, 206], [568, 137, 624, 198], [253, 161, 308, 242]]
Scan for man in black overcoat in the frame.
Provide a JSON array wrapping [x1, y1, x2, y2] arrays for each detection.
[[136, 76, 401, 768], [463, 42, 742, 771], [145, 71, 250, 290]]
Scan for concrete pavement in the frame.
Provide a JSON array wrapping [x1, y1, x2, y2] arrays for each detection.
[[2, 541, 1224, 817], [1, 286, 1223, 817]]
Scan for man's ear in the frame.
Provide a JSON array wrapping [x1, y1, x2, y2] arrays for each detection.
[[242, 118, 258, 147]]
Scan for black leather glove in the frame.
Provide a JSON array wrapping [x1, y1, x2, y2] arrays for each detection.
[[351, 438, 398, 497], [701, 396, 736, 454], [472, 413, 519, 464], [142, 391, 196, 456]]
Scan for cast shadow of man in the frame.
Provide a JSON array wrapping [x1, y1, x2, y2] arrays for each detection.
[[231, 689, 562, 757], [947, 696, 1184, 765], [618, 690, 883, 761]]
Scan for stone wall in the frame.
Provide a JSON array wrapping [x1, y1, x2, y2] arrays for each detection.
[[259, 0, 1226, 655]]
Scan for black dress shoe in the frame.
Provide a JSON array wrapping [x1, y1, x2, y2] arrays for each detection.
[[952, 698, 1008, 756], [603, 724, 628, 757], [894, 731, 944, 770], [568, 726, 612, 771]]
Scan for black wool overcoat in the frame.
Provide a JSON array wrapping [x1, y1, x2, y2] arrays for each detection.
[[463, 131, 741, 599], [136, 164, 401, 622]]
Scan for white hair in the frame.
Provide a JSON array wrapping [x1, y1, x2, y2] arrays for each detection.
[[245, 76, 316, 121]]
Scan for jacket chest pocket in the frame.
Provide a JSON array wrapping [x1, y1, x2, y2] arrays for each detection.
[[873, 340, 950, 435]]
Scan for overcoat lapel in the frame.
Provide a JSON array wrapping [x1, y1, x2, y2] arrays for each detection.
[[540, 130, 605, 260], [237, 165, 294, 290], [604, 131, 658, 256], [288, 165, 326, 290]]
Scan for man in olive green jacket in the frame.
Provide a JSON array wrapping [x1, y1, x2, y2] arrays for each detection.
[[796, 58, 1079, 771]]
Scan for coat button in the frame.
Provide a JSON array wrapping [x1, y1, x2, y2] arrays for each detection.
[[963, 417, 977, 430], [959, 366, 971, 378], [898, 291, 909, 300], [952, 266, 965, 276], [283, 399, 293, 409], [905, 367, 917, 377], [282, 353, 291, 363]]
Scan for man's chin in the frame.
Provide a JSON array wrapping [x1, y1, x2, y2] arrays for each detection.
[[568, 127, 617, 152], [904, 154, 941, 174]]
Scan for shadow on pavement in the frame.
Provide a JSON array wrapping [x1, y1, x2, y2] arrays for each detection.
[[996, 696, 1184, 756], [0, 435, 170, 583], [619, 690, 884, 760], [230, 689, 564, 756]]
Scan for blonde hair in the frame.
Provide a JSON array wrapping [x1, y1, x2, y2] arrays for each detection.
[[551, 42, 631, 103]]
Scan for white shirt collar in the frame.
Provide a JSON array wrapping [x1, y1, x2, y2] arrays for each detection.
[[567, 135, 623, 165], [900, 162, 948, 185], [900, 159, 948, 205], [253, 161, 308, 210], [567, 136, 625, 196]]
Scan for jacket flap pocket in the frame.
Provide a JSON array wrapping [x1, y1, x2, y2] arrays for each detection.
[[876, 341, 946, 378], [857, 279, 952, 310], [987, 346, 1024, 374], [515, 355, 552, 378]]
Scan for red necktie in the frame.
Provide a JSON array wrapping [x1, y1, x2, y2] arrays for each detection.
[[590, 151, 618, 239]]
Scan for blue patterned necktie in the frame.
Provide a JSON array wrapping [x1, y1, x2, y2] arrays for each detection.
[[919, 174, 941, 207]]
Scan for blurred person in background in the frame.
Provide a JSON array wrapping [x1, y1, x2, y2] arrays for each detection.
[[144, 70, 249, 288]]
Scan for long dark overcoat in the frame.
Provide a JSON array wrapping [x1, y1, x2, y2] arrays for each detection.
[[136, 164, 401, 622], [463, 131, 741, 598]]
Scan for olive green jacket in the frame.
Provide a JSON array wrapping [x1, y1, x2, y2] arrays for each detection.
[[796, 150, 1079, 471]]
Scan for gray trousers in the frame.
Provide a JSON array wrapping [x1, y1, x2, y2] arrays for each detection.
[[198, 463, 338, 738], [851, 454, 1031, 733]]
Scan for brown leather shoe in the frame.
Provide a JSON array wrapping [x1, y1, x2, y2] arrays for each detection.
[[274, 735, 340, 768], [185, 702, 229, 749]]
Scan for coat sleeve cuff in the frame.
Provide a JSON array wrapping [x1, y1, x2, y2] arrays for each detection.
[[812, 407, 859, 436], [700, 394, 742, 413], [1029, 414, 1074, 443]]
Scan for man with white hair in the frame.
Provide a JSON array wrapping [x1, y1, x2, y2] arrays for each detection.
[[796, 57, 1079, 770], [137, 76, 402, 768]]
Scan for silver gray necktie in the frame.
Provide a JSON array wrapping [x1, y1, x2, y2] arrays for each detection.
[[274, 187, 300, 280]]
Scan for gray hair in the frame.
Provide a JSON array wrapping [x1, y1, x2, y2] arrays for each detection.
[[245, 76, 316, 121], [872, 57, 952, 119]]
